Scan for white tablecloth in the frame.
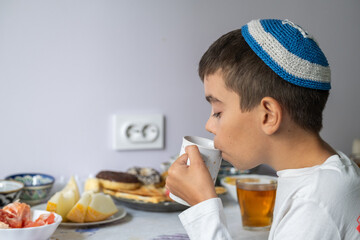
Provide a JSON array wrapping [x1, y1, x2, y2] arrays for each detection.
[[45, 194, 269, 240]]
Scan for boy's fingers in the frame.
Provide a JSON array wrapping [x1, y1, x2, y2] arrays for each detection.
[[185, 145, 204, 167], [166, 153, 188, 190], [175, 153, 189, 166], [168, 153, 188, 176]]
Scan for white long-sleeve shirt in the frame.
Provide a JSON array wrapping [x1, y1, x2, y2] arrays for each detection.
[[179, 152, 360, 240]]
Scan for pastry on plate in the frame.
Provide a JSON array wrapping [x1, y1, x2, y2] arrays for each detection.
[[96, 171, 141, 191]]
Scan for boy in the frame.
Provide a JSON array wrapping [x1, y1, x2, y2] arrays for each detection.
[[166, 19, 360, 239]]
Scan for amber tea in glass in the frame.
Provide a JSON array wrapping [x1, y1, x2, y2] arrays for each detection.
[[236, 175, 277, 231]]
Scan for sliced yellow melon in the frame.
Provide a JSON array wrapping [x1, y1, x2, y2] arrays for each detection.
[[46, 176, 80, 222], [66, 192, 92, 223], [84, 193, 118, 222], [63, 176, 80, 202], [60, 189, 77, 221], [46, 191, 63, 213], [46, 189, 76, 221]]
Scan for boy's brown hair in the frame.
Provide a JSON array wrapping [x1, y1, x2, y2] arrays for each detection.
[[198, 29, 329, 133]]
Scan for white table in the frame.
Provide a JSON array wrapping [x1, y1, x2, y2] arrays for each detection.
[[45, 194, 269, 240]]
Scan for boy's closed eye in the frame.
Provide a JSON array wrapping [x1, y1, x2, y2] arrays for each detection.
[[206, 95, 223, 119], [212, 112, 222, 118]]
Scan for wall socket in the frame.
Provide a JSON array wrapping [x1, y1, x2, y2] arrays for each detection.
[[112, 114, 164, 150]]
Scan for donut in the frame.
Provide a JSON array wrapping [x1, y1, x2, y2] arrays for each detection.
[[127, 167, 162, 185], [96, 171, 141, 191]]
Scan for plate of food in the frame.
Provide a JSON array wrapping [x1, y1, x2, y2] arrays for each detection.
[[93, 168, 186, 212], [107, 187, 226, 212], [95, 168, 227, 212], [32, 203, 126, 227], [35, 176, 127, 227]]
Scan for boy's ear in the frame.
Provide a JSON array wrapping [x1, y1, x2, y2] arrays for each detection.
[[259, 97, 282, 135]]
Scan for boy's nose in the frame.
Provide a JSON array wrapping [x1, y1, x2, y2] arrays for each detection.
[[205, 117, 216, 135]]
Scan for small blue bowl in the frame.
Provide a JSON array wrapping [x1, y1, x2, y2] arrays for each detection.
[[5, 173, 55, 205]]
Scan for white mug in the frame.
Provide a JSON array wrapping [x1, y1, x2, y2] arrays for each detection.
[[170, 136, 222, 206]]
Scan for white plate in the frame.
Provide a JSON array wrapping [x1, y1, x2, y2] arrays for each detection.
[[32, 203, 127, 227]]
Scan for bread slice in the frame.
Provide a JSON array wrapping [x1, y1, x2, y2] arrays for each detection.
[[103, 188, 171, 204]]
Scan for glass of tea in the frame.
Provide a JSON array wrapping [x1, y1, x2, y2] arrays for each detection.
[[236, 174, 277, 231]]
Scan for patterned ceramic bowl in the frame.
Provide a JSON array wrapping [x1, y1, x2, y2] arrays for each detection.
[[5, 173, 55, 205], [0, 180, 24, 208]]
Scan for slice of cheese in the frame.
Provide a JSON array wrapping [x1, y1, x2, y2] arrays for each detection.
[[84, 193, 118, 222], [66, 192, 92, 223], [84, 178, 100, 193]]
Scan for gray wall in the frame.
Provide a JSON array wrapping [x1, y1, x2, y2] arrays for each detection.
[[1, 0, 359, 180]]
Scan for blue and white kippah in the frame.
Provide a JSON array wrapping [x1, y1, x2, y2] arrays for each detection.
[[241, 19, 331, 90]]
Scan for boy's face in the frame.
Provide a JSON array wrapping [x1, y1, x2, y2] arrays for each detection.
[[204, 70, 266, 170]]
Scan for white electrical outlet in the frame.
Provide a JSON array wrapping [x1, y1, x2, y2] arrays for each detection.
[[113, 114, 164, 150]]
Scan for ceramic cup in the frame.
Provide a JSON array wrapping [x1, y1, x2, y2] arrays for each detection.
[[169, 136, 222, 206]]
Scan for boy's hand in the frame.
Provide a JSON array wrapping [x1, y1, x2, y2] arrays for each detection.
[[166, 145, 217, 206]]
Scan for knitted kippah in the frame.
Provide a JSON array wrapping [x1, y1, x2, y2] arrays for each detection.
[[241, 19, 331, 90]]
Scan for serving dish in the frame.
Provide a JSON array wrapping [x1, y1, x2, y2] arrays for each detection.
[[220, 175, 242, 201], [0, 210, 61, 240]]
